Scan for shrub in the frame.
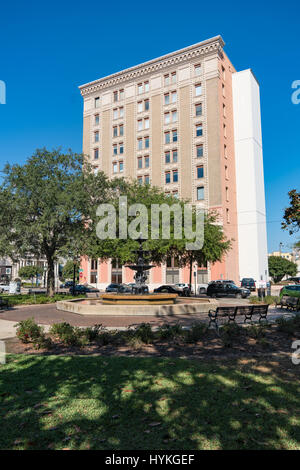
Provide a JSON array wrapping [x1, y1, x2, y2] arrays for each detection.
[[133, 323, 154, 344], [49, 322, 87, 347], [32, 334, 53, 350], [275, 316, 300, 335], [82, 324, 102, 342], [50, 322, 74, 338], [157, 323, 185, 340], [249, 295, 279, 305], [126, 336, 144, 350], [220, 323, 242, 348], [15, 318, 44, 344], [186, 322, 207, 343], [247, 324, 269, 339]]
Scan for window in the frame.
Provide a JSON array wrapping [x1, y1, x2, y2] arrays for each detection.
[[113, 162, 118, 174], [222, 83, 225, 97], [90, 272, 97, 284], [138, 82, 149, 94], [195, 64, 201, 76], [94, 148, 99, 160], [119, 124, 124, 136], [94, 131, 99, 143], [173, 190, 178, 198], [113, 108, 118, 120], [138, 118, 149, 131], [224, 144, 227, 159], [171, 91, 177, 103], [195, 84, 202, 96], [113, 91, 118, 102], [165, 171, 171, 184], [113, 126, 118, 137], [197, 165, 204, 178], [222, 65, 226, 81], [172, 149, 178, 162], [226, 186, 229, 201], [164, 94, 170, 105], [223, 124, 226, 137], [223, 103, 226, 117], [138, 157, 143, 169], [173, 169, 178, 183], [225, 165, 228, 179], [138, 101, 143, 113], [165, 131, 170, 144], [196, 144, 203, 158], [144, 118, 149, 129], [119, 161, 124, 172], [195, 103, 202, 116], [226, 208, 230, 223], [138, 138, 143, 150], [138, 176, 143, 185], [164, 112, 170, 125], [113, 144, 117, 155], [164, 74, 170, 86], [144, 175, 150, 184], [95, 114, 99, 125], [144, 136, 150, 148], [165, 151, 170, 164], [171, 72, 176, 84], [91, 259, 98, 270], [172, 110, 177, 122], [197, 186, 204, 200], [145, 99, 149, 111], [119, 107, 124, 118], [196, 123, 203, 137], [172, 129, 177, 142], [144, 156, 149, 168], [119, 89, 124, 100], [138, 119, 143, 131], [119, 143, 124, 154], [94, 97, 100, 108]]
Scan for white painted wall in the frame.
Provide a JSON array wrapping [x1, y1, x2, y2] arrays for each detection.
[[232, 69, 268, 282]]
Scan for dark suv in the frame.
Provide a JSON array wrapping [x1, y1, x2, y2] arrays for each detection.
[[207, 282, 250, 299], [241, 278, 256, 291]]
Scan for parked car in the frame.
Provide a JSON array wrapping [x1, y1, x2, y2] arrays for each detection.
[[105, 283, 131, 293], [286, 277, 300, 284], [154, 285, 189, 297], [207, 282, 250, 299], [279, 285, 300, 299], [69, 285, 99, 294], [240, 278, 256, 291], [175, 283, 193, 294], [0, 284, 10, 293], [60, 281, 75, 288]]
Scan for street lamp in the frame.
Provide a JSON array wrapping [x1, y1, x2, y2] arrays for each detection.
[[279, 242, 283, 257]]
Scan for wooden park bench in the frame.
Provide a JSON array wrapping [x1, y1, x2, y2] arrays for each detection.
[[208, 304, 269, 329], [285, 297, 300, 311], [0, 296, 9, 310]]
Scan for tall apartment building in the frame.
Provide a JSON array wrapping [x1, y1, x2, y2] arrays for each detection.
[[79, 35, 268, 290]]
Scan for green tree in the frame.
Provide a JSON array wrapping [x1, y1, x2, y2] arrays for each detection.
[[89, 180, 231, 279], [268, 255, 297, 283], [18, 265, 44, 286], [0, 148, 111, 296], [62, 260, 79, 282], [282, 189, 300, 235]]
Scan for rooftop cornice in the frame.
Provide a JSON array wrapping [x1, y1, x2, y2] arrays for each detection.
[[79, 35, 225, 97]]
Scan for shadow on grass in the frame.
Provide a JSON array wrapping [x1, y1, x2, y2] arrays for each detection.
[[0, 354, 299, 450]]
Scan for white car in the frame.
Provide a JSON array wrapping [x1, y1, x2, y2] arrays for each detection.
[[0, 284, 10, 293]]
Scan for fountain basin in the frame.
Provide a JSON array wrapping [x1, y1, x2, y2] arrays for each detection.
[[56, 297, 218, 316], [101, 293, 177, 305]]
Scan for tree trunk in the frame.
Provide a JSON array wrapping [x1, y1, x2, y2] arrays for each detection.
[[46, 257, 55, 297]]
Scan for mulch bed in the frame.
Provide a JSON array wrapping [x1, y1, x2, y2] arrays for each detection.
[[5, 325, 300, 360]]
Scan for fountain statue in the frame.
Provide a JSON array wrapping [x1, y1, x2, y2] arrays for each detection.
[[126, 236, 154, 294]]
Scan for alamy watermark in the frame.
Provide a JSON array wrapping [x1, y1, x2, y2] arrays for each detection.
[[96, 196, 204, 250], [291, 340, 300, 365], [291, 80, 300, 104], [0, 80, 6, 104], [0, 340, 6, 364]]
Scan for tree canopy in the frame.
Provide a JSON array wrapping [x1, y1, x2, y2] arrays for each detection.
[[282, 189, 300, 235], [268, 255, 297, 283]]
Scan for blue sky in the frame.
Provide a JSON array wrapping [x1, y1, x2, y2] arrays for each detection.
[[0, 0, 299, 252]]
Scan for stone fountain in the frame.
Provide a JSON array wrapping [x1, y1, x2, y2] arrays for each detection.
[[126, 236, 154, 294]]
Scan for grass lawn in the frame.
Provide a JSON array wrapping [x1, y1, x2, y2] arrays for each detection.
[[0, 354, 299, 450], [1, 294, 79, 306]]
